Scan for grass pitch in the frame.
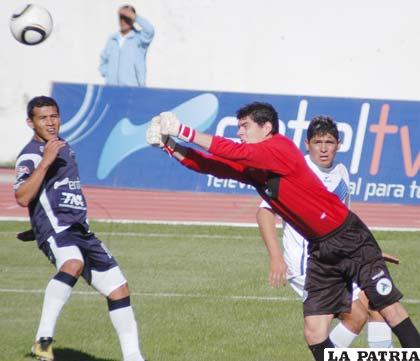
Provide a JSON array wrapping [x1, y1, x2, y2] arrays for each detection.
[[0, 220, 419, 361]]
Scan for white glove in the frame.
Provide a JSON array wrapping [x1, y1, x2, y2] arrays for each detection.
[[146, 116, 164, 147], [160, 111, 196, 142], [146, 116, 177, 155], [159, 112, 180, 136]]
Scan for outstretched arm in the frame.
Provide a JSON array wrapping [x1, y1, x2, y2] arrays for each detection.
[[159, 112, 292, 174], [146, 117, 250, 184]]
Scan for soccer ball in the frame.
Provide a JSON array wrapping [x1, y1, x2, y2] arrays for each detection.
[[10, 4, 53, 45]]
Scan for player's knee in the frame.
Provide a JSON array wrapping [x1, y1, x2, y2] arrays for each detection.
[[340, 301, 368, 334], [60, 259, 84, 277], [380, 302, 409, 327], [304, 315, 332, 344], [304, 322, 324, 344], [304, 325, 320, 344], [341, 312, 367, 334]]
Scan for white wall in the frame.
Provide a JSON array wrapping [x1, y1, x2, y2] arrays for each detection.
[[1, 0, 420, 162]]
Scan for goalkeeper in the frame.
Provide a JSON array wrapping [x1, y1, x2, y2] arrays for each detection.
[[146, 102, 420, 361]]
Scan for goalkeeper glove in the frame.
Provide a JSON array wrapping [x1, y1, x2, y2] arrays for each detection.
[[159, 111, 196, 142], [146, 116, 177, 155]]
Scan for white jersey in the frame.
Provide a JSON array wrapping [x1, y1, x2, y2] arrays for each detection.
[[260, 154, 350, 280]]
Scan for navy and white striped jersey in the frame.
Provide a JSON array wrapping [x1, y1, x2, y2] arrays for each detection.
[[14, 138, 88, 245]]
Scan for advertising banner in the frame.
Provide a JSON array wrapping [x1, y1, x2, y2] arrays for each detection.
[[52, 83, 420, 204]]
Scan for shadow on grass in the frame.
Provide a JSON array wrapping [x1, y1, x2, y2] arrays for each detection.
[[26, 347, 117, 361]]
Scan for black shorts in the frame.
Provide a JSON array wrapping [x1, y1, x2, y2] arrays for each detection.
[[303, 211, 402, 316]]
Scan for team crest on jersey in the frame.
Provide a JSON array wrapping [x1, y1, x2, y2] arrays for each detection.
[[16, 165, 30, 179], [39, 145, 44, 153], [16, 165, 30, 175], [376, 277, 392, 296]]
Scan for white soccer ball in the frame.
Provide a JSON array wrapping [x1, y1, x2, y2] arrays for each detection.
[[10, 4, 53, 45]]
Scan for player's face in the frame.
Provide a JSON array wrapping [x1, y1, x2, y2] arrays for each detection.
[[237, 116, 272, 144], [305, 133, 340, 168], [27, 106, 61, 142]]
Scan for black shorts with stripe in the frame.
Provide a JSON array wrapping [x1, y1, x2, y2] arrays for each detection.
[[303, 211, 402, 317]]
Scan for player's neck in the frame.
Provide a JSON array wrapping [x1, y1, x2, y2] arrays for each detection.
[[263, 134, 274, 142], [32, 134, 47, 143]]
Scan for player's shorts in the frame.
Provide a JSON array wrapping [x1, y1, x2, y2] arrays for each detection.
[[40, 223, 126, 295], [289, 275, 361, 302], [303, 211, 402, 317]]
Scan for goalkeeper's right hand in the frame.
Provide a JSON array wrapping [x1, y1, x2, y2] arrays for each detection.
[[146, 116, 177, 155], [160, 111, 196, 142]]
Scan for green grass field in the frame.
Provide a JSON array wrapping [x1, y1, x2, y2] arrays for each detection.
[[1, 220, 419, 361]]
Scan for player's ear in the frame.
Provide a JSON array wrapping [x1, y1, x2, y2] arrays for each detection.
[[26, 117, 35, 129], [263, 121, 273, 137], [337, 138, 341, 151], [304, 138, 309, 151]]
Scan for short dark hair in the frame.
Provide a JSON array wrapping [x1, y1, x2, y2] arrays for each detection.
[[236, 102, 279, 134], [120, 4, 136, 14], [27, 96, 59, 119], [307, 115, 339, 141]]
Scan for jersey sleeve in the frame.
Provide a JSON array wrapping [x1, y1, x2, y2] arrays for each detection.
[[13, 153, 42, 191], [134, 15, 155, 46], [180, 147, 251, 184], [339, 164, 351, 207], [208, 135, 296, 175]]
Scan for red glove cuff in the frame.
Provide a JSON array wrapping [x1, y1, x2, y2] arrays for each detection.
[[178, 124, 196, 142]]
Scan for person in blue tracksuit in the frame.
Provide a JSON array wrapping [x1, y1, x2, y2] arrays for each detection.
[[99, 5, 154, 87]]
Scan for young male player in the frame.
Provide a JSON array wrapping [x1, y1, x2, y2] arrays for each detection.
[[257, 115, 393, 348], [146, 102, 420, 360], [14, 96, 146, 361]]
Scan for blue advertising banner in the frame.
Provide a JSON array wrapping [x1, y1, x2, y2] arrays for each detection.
[[51, 82, 420, 204]]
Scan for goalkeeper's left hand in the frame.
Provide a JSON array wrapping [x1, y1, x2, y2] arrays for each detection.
[[160, 112, 196, 142], [146, 116, 177, 155], [146, 116, 165, 147]]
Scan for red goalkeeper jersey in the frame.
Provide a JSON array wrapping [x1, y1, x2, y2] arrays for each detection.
[[181, 134, 349, 240]]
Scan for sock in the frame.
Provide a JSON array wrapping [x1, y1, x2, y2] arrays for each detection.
[[368, 321, 393, 348], [35, 272, 77, 341], [329, 322, 358, 347], [392, 317, 420, 347], [108, 296, 144, 361], [309, 337, 334, 361]]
